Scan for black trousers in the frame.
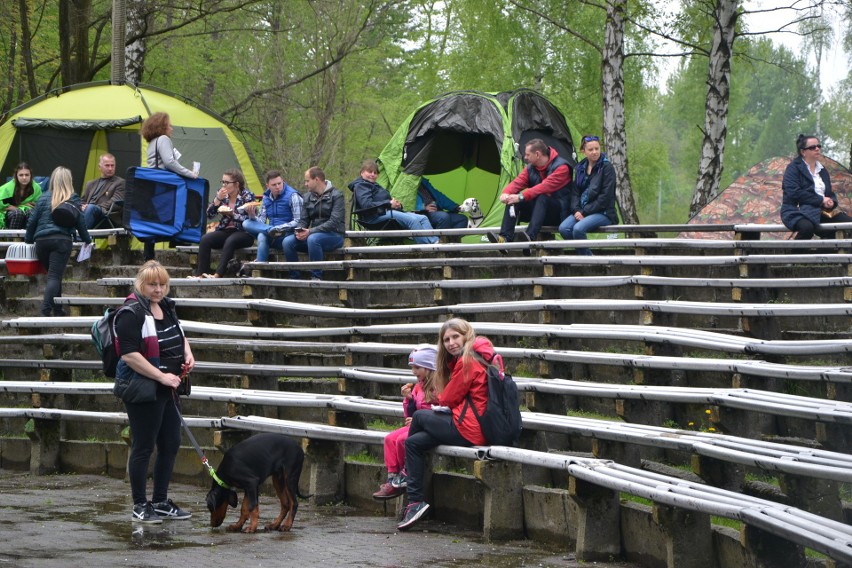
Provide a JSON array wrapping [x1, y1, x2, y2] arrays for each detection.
[[794, 211, 852, 240], [34, 236, 72, 317], [403, 410, 471, 503], [124, 387, 181, 505], [196, 228, 254, 276], [498, 193, 564, 241]]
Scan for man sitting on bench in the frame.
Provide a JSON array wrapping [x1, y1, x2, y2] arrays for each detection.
[[348, 160, 438, 244]]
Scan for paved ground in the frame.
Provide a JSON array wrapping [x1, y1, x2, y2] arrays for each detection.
[[0, 470, 641, 568]]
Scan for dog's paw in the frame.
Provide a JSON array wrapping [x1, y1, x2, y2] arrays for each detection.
[[226, 523, 245, 532]]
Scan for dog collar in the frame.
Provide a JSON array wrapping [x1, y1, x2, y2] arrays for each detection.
[[209, 468, 231, 489]]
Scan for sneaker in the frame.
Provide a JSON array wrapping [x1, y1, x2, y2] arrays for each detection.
[[236, 263, 250, 278], [132, 502, 163, 524], [486, 232, 509, 256], [398, 501, 430, 531], [372, 482, 405, 500], [267, 225, 286, 239], [390, 470, 407, 489], [152, 499, 192, 520]]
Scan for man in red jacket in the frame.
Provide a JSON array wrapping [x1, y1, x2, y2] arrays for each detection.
[[487, 139, 572, 252]]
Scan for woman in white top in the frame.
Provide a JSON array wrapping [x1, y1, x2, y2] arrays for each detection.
[[780, 134, 851, 240]]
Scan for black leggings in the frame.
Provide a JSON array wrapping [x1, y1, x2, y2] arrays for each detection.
[[794, 211, 852, 240], [196, 228, 254, 276], [124, 387, 181, 505]]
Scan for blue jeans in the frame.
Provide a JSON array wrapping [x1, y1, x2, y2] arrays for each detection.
[[242, 218, 286, 262], [83, 205, 106, 229], [283, 231, 344, 279], [365, 210, 438, 244], [426, 210, 468, 230], [558, 212, 612, 255]]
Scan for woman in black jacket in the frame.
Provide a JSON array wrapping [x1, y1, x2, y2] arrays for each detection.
[[558, 135, 618, 255], [24, 166, 91, 316], [113, 260, 195, 524], [780, 134, 851, 239]]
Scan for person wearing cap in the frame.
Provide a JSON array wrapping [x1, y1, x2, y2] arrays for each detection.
[[372, 345, 441, 501]]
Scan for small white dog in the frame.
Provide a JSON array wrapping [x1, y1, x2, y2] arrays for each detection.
[[459, 197, 484, 228]]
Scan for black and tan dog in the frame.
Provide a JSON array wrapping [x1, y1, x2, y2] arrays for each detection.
[[206, 433, 307, 533]]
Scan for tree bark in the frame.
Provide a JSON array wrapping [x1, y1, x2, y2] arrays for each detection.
[[602, 0, 639, 224], [125, 0, 148, 84], [690, 0, 738, 217]]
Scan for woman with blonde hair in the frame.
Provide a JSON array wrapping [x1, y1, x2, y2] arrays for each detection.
[[113, 260, 195, 523], [25, 166, 91, 316], [398, 318, 503, 531]]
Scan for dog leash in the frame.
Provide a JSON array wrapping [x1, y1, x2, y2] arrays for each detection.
[[171, 378, 231, 490]]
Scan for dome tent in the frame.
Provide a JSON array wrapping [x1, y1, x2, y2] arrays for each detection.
[[0, 81, 262, 195], [376, 89, 576, 233]]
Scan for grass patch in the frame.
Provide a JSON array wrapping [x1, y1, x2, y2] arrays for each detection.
[[711, 516, 742, 531], [367, 418, 402, 432], [345, 450, 381, 465], [620, 493, 652, 507], [745, 473, 779, 487], [566, 408, 622, 422]]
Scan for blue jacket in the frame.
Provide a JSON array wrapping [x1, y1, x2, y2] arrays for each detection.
[[260, 183, 301, 226], [570, 155, 618, 224], [415, 178, 459, 212], [24, 192, 91, 244], [781, 156, 836, 229]]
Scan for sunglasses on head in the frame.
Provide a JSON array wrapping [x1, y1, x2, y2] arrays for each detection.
[[583, 135, 599, 143]]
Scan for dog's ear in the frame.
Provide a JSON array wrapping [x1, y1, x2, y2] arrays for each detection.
[[228, 490, 239, 508]]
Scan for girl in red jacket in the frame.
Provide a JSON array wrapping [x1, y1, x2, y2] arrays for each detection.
[[397, 318, 503, 531], [372, 345, 441, 500]]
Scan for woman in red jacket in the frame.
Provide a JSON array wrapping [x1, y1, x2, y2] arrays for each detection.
[[398, 318, 503, 531]]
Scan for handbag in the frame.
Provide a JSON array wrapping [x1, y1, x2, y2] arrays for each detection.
[[822, 208, 844, 219], [51, 200, 81, 228]]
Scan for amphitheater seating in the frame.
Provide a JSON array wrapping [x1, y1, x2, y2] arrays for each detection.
[[3, 222, 852, 566]]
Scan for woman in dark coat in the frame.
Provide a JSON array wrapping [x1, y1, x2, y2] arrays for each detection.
[[558, 135, 618, 254], [781, 134, 852, 240]]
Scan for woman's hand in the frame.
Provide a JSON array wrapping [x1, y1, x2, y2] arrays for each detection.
[[574, 211, 585, 221], [159, 372, 182, 389], [183, 343, 195, 373], [823, 196, 834, 209]]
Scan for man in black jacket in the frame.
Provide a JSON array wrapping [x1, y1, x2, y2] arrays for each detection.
[[282, 166, 345, 280]]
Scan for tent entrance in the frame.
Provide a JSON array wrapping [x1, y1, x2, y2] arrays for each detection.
[[402, 130, 503, 213]]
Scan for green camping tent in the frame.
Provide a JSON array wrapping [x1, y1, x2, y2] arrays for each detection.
[[376, 89, 576, 230], [0, 82, 262, 194]]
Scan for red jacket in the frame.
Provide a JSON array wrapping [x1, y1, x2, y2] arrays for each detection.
[[438, 337, 501, 445], [502, 147, 572, 201]]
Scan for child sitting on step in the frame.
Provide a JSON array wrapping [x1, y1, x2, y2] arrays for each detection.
[[373, 345, 441, 500]]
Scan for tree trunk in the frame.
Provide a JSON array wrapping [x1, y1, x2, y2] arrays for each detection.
[[17, 0, 37, 98], [689, 0, 738, 218], [125, 0, 147, 84], [602, 0, 639, 224], [111, 0, 126, 84], [59, 0, 93, 86]]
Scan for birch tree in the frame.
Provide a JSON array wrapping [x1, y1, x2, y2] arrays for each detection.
[[689, 0, 737, 216]]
